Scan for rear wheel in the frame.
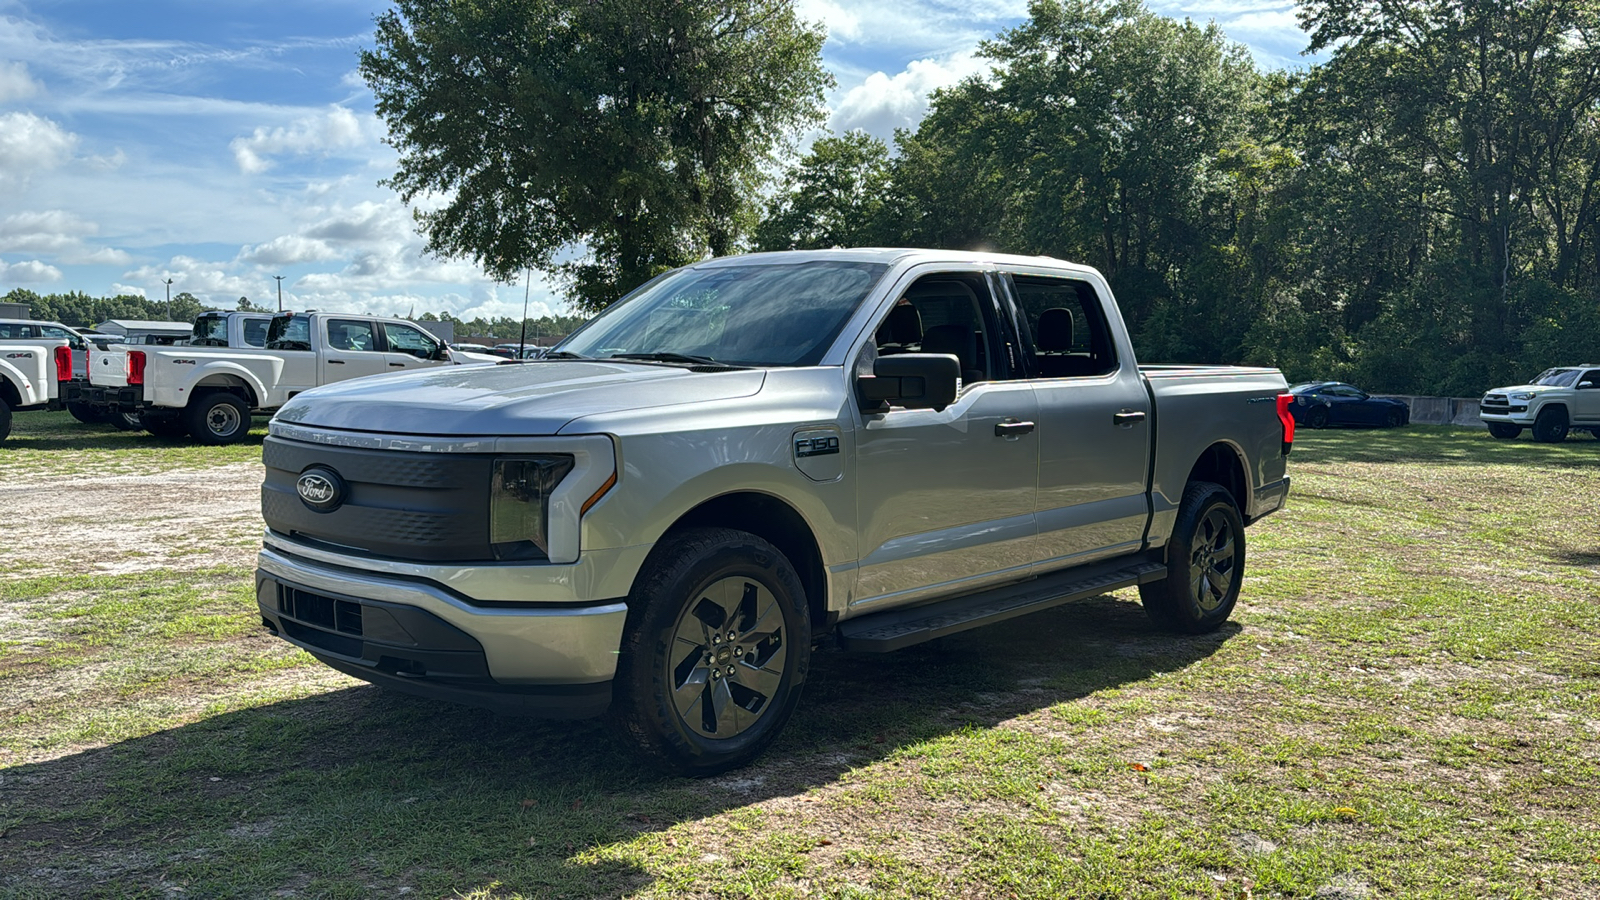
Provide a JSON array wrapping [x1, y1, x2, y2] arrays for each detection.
[[609, 527, 810, 776], [1532, 407, 1569, 443], [1140, 481, 1245, 634], [1487, 423, 1522, 440], [112, 410, 142, 431], [1305, 407, 1330, 429], [185, 392, 251, 444]]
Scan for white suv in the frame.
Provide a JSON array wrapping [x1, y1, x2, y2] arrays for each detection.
[[1480, 366, 1600, 442]]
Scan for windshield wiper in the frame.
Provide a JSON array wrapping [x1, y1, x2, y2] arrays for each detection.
[[542, 350, 590, 360], [609, 352, 740, 367]]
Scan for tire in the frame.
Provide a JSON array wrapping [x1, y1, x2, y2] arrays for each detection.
[[609, 527, 811, 776], [1385, 407, 1405, 428], [141, 411, 189, 438], [1532, 406, 1569, 443], [0, 397, 11, 443], [112, 410, 143, 431], [1139, 481, 1246, 634], [1305, 406, 1330, 429], [185, 392, 252, 444], [68, 402, 110, 425], [1487, 423, 1522, 440]]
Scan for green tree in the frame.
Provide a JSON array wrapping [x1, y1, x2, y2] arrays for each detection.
[[752, 131, 894, 250], [362, 0, 832, 312]]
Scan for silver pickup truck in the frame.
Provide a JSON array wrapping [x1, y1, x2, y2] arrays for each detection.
[[256, 249, 1294, 774]]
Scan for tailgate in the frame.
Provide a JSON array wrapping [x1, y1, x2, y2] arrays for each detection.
[[89, 345, 138, 389]]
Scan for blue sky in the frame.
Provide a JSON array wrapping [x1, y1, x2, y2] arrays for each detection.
[[0, 0, 1314, 322]]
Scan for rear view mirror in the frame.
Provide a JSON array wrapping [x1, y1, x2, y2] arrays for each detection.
[[857, 354, 960, 412]]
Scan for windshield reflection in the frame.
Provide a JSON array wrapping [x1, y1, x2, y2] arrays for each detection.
[[560, 260, 888, 368]]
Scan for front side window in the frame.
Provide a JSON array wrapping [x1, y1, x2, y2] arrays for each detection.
[[862, 271, 1009, 393], [384, 322, 440, 358], [560, 260, 888, 367]]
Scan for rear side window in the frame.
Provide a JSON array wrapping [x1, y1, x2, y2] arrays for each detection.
[[266, 315, 312, 350], [1007, 275, 1118, 378], [0, 323, 35, 339]]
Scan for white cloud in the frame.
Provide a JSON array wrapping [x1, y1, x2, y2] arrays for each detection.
[[0, 209, 129, 265], [230, 105, 373, 174], [237, 235, 341, 267], [0, 259, 63, 283], [303, 201, 410, 246], [0, 111, 77, 181], [109, 283, 147, 299], [797, 0, 1027, 50], [0, 61, 41, 103], [830, 53, 990, 139], [120, 256, 261, 306]]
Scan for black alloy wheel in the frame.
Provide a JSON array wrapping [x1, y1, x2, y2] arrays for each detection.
[[1532, 407, 1569, 443], [1140, 481, 1246, 634], [1487, 423, 1522, 440], [1305, 406, 1330, 429], [610, 527, 810, 776]]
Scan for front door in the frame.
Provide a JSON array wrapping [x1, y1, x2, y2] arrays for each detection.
[[381, 321, 448, 373], [852, 269, 1039, 610]]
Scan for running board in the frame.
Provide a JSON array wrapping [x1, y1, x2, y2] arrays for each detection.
[[836, 557, 1168, 653]]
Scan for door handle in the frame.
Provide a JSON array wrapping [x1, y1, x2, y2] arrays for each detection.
[[995, 419, 1035, 437], [1114, 409, 1147, 426], [327, 360, 345, 365], [389, 362, 405, 367]]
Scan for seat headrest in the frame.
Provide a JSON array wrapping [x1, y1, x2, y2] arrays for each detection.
[[877, 303, 924, 345], [1037, 308, 1074, 352]]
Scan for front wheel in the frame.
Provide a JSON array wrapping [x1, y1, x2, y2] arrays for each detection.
[[609, 527, 810, 776], [1487, 423, 1522, 440], [1385, 407, 1406, 428], [1532, 407, 1569, 443], [1140, 481, 1246, 634], [185, 392, 252, 444]]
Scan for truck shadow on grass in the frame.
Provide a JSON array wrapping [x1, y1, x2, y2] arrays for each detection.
[[0, 595, 1232, 899]]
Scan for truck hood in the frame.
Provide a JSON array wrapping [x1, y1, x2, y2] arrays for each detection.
[[271, 360, 767, 436], [1485, 384, 1557, 395]]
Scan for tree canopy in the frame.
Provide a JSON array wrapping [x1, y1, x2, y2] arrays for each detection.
[[362, 0, 832, 312]]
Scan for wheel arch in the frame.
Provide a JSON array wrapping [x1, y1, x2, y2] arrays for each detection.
[[1185, 441, 1249, 517], [0, 369, 22, 408], [651, 491, 830, 633], [185, 367, 264, 409]]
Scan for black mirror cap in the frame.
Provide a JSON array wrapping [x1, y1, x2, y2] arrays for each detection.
[[858, 353, 961, 412]]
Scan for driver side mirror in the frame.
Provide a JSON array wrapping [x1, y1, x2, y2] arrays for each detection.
[[857, 354, 960, 412], [431, 344, 451, 361], [1579, 381, 1595, 390]]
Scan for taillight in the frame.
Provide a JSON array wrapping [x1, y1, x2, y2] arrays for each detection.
[[1276, 393, 1295, 456], [54, 345, 73, 381], [128, 350, 147, 386]]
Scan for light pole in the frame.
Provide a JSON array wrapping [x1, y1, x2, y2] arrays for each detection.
[[163, 278, 174, 319], [274, 275, 285, 312]]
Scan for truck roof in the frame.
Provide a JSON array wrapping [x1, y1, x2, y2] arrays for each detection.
[[689, 247, 1100, 276]]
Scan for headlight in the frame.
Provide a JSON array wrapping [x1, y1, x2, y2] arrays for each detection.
[[1510, 392, 1534, 401], [490, 456, 574, 560]]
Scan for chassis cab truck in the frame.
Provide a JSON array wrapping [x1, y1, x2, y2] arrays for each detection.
[[254, 250, 1294, 774]]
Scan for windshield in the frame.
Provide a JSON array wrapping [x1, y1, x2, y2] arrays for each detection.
[[1532, 368, 1580, 387], [192, 316, 227, 346], [559, 260, 889, 367], [266, 314, 312, 351]]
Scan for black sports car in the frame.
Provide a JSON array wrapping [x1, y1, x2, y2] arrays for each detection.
[[1287, 382, 1410, 428]]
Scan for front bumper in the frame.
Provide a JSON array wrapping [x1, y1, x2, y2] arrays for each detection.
[[256, 544, 631, 718], [1478, 410, 1534, 425]]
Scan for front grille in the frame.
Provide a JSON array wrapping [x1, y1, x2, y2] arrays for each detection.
[[262, 436, 508, 561]]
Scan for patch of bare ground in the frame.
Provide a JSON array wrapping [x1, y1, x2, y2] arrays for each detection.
[[0, 462, 264, 579]]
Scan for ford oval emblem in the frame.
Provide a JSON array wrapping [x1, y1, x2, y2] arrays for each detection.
[[296, 467, 346, 513]]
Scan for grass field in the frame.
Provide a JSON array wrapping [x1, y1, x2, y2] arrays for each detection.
[[1, 411, 1597, 899]]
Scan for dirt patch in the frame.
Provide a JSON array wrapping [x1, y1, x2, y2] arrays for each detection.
[[0, 462, 264, 579]]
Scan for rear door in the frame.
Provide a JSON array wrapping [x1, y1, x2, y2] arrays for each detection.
[[318, 318, 388, 383], [1002, 271, 1154, 571], [852, 267, 1040, 610], [1575, 368, 1600, 423]]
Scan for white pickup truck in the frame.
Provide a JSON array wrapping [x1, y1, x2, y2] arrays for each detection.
[[82, 311, 487, 443], [256, 248, 1295, 774], [0, 340, 75, 442]]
